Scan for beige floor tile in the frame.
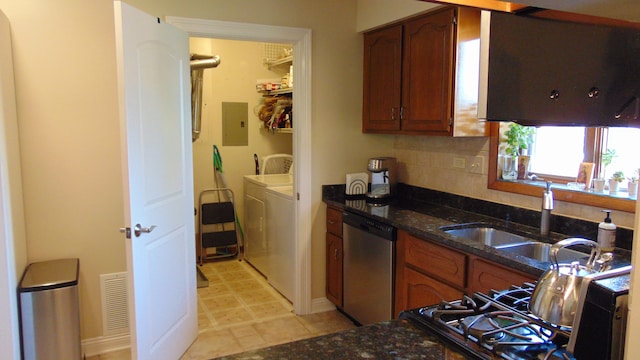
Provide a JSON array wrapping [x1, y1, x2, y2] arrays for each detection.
[[253, 317, 312, 344], [201, 294, 242, 312], [182, 328, 240, 359], [249, 301, 292, 319], [236, 287, 279, 305], [218, 269, 254, 282], [227, 278, 263, 293], [210, 307, 256, 326], [229, 324, 260, 338]]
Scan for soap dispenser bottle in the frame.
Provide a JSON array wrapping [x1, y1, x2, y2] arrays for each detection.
[[597, 210, 616, 251]]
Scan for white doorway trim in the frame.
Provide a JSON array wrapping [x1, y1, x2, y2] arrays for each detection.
[[165, 17, 313, 315]]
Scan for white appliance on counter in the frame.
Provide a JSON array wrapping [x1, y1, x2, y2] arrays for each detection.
[[243, 174, 294, 300]]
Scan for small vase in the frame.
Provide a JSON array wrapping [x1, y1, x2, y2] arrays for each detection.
[[502, 155, 518, 180], [593, 178, 605, 192], [608, 179, 620, 193]]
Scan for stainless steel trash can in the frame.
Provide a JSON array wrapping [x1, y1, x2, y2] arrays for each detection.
[[18, 258, 81, 360]]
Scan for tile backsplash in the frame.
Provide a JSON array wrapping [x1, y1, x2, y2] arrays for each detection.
[[392, 135, 636, 229]]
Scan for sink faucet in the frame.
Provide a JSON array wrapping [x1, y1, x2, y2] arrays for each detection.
[[541, 181, 553, 236]]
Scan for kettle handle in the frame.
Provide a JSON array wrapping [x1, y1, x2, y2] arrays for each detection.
[[550, 238, 600, 269]]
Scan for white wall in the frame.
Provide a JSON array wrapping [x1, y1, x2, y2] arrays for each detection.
[[356, 0, 439, 32]]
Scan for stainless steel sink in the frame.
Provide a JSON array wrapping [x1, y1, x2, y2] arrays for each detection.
[[442, 225, 530, 247], [494, 242, 588, 263]]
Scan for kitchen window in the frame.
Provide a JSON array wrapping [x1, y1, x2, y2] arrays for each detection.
[[488, 123, 637, 213], [526, 126, 640, 184]]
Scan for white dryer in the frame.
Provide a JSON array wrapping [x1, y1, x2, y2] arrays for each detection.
[[264, 185, 294, 301], [243, 174, 292, 279]]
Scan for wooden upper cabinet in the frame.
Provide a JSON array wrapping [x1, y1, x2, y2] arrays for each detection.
[[401, 7, 455, 134], [362, 6, 487, 137], [362, 25, 402, 132]]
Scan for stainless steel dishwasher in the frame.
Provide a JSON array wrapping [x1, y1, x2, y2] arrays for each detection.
[[342, 210, 396, 325]]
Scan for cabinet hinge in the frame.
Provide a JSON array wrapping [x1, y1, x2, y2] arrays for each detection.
[[400, 106, 405, 121], [449, 117, 453, 130], [453, 15, 457, 26]]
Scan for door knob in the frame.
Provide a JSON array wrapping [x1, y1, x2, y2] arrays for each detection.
[[134, 224, 157, 237]]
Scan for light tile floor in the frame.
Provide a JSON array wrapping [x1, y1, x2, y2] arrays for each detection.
[[87, 259, 356, 360]]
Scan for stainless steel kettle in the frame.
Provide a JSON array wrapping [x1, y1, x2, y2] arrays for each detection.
[[528, 238, 605, 327]]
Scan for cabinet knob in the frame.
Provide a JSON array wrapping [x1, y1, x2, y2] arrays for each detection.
[[549, 90, 560, 100], [588, 87, 600, 98]]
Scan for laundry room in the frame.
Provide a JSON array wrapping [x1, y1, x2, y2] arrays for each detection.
[[189, 37, 295, 297]]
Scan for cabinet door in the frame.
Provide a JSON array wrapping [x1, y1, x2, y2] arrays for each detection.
[[468, 257, 537, 294], [398, 267, 464, 312], [326, 232, 343, 307], [402, 8, 455, 134], [362, 25, 402, 132]]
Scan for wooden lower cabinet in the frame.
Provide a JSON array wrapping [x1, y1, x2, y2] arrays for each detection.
[[468, 257, 537, 294], [394, 229, 537, 315], [398, 266, 464, 312], [326, 231, 343, 307]]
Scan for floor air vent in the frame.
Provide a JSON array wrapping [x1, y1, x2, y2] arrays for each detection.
[[100, 272, 129, 336]]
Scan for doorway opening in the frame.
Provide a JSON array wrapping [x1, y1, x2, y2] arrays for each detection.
[[190, 37, 295, 300], [167, 16, 312, 315]]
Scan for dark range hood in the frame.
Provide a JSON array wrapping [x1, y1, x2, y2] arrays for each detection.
[[478, 10, 640, 127]]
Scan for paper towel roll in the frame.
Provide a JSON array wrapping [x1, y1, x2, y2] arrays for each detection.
[[346, 172, 368, 196]]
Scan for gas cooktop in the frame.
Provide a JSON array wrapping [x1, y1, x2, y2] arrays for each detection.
[[399, 283, 575, 360]]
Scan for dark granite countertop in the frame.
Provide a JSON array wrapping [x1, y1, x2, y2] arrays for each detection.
[[323, 184, 632, 277], [214, 319, 470, 360]]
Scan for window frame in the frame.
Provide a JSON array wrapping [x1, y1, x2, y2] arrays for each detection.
[[488, 123, 635, 213]]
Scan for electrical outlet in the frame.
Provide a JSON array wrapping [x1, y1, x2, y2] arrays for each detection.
[[453, 157, 466, 169], [469, 156, 484, 174]]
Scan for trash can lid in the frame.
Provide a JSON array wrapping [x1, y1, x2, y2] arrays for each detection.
[[19, 258, 79, 292]]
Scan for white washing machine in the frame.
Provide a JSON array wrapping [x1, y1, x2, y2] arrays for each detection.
[[243, 174, 293, 280], [264, 185, 294, 301]]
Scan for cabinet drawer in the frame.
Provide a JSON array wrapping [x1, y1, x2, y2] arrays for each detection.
[[326, 207, 342, 237], [401, 267, 464, 311], [468, 257, 537, 294], [403, 232, 466, 288]]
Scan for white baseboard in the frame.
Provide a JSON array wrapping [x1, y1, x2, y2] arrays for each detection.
[[310, 297, 337, 314], [82, 333, 130, 357]]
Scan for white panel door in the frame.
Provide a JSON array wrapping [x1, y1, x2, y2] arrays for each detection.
[[113, 2, 197, 359], [0, 7, 26, 360]]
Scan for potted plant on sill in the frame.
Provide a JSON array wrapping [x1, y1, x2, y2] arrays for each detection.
[[609, 171, 625, 193], [502, 123, 535, 180]]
